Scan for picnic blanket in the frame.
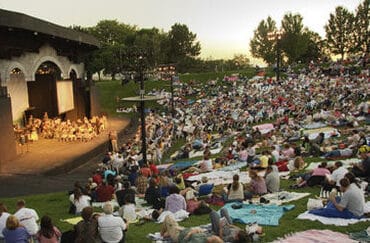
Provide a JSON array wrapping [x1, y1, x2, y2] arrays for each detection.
[[186, 170, 250, 186], [168, 160, 197, 171], [221, 202, 294, 226], [92, 200, 119, 208], [253, 123, 274, 135], [61, 216, 82, 225], [303, 127, 340, 140], [297, 201, 370, 226], [349, 229, 370, 242], [188, 147, 223, 158], [262, 191, 311, 205], [157, 163, 173, 171], [218, 161, 247, 171], [272, 229, 357, 243], [305, 158, 360, 171], [303, 122, 327, 129]]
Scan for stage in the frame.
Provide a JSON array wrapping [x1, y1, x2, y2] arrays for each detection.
[[0, 118, 133, 176]]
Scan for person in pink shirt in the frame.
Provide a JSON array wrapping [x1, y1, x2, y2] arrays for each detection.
[[294, 162, 330, 188], [36, 215, 61, 243], [280, 144, 295, 160]]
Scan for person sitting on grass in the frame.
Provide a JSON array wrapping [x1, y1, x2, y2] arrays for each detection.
[[2, 215, 30, 243], [309, 177, 365, 219], [36, 215, 61, 243], [0, 203, 10, 241], [74, 206, 101, 243], [98, 202, 127, 243], [245, 169, 267, 199], [225, 174, 244, 203], [165, 186, 187, 213]]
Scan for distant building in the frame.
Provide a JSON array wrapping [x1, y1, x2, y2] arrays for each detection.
[[0, 8, 100, 164]]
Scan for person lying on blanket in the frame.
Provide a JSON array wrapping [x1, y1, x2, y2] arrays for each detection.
[[160, 209, 254, 243], [309, 177, 365, 219]]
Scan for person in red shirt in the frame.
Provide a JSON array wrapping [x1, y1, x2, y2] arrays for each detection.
[[140, 164, 152, 178], [96, 181, 114, 202], [92, 169, 103, 185], [149, 161, 159, 176]]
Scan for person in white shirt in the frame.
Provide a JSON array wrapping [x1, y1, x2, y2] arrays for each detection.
[[0, 203, 11, 240], [98, 202, 127, 243], [14, 200, 39, 236], [200, 155, 213, 172], [328, 161, 348, 188], [69, 188, 91, 214]]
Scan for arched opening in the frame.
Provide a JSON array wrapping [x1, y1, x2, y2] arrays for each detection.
[[27, 61, 63, 118], [7, 68, 29, 123]]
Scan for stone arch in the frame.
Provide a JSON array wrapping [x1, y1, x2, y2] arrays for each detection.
[[68, 65, 81, 79], [4, 61, 28, 83], [32, 56, 65, 80]]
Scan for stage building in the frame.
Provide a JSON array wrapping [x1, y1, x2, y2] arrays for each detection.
[[0, 9, 100, 166]]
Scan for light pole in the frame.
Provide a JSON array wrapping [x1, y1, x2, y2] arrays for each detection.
[[122, 54, 163, 165], [268, 30, 283, 82]]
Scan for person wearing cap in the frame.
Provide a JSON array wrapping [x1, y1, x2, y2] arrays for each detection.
[[352, 145, 370, 178]]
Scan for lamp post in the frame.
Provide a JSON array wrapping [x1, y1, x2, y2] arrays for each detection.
[[122, 54, 163, 165], [268, 30, 283, 82]]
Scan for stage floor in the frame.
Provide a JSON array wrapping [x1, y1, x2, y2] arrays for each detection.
[[0, 118, 130, 175]]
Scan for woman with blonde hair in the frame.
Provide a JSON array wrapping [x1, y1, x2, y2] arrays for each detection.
[[226, 174, 244, 202], [2, 215, 30, 243], [160, 215, 223, 243]]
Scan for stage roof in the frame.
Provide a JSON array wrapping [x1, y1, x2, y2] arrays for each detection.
[[0, 8, 100, 48]]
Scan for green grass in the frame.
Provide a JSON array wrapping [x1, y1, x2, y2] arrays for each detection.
[[3, 70, 369, 242], [2, 158, 369, 242]]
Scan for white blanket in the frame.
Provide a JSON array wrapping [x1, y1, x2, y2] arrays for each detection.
[[297, 202, 370, 226], [187, 170, 251, 186], [189, 147, 223, 158], [305, 158, 360, 171], [262, 191, 311, 205]]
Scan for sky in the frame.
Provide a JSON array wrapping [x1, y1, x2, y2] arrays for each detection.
[[0, 0, 362, 62]]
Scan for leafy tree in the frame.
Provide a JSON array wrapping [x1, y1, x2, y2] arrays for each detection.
[[325, 6, 354, 60], [133, 28, 167, 68], [166, 23, 201, 70], [280, 13, 310, 64], [232, 54, 250, 69], [249, 16, 277, 65], [298, 30, 324, 63], [351, 0, 369, 54]]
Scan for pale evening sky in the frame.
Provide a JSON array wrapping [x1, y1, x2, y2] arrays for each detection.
[[0, 0, 362, 61]]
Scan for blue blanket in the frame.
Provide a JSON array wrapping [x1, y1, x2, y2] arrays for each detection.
[[221, 202, 295, 226], [168, 160, 197, 171]]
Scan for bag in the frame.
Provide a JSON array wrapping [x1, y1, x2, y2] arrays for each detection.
[[307, 198, 323, 211], [68, 203, 76, 215]]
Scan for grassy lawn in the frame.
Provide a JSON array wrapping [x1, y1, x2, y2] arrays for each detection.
[[2, 165, 368, 242], [2, 69, 369, 242]]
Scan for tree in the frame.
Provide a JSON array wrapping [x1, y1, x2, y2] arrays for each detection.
[[133, 28, 167, 68], [325, 6, 354, 60], [351, 0, 369, 54], [280, 13, 310, 64], [249, 16, 277, 65], [232, 54, 250, 69], [166, 23, 201, 68], [299, 30, 324, 63]]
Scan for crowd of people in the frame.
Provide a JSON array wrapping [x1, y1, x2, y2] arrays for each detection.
[[14, 113, 108, 144], [1, 55, 369, 242]]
